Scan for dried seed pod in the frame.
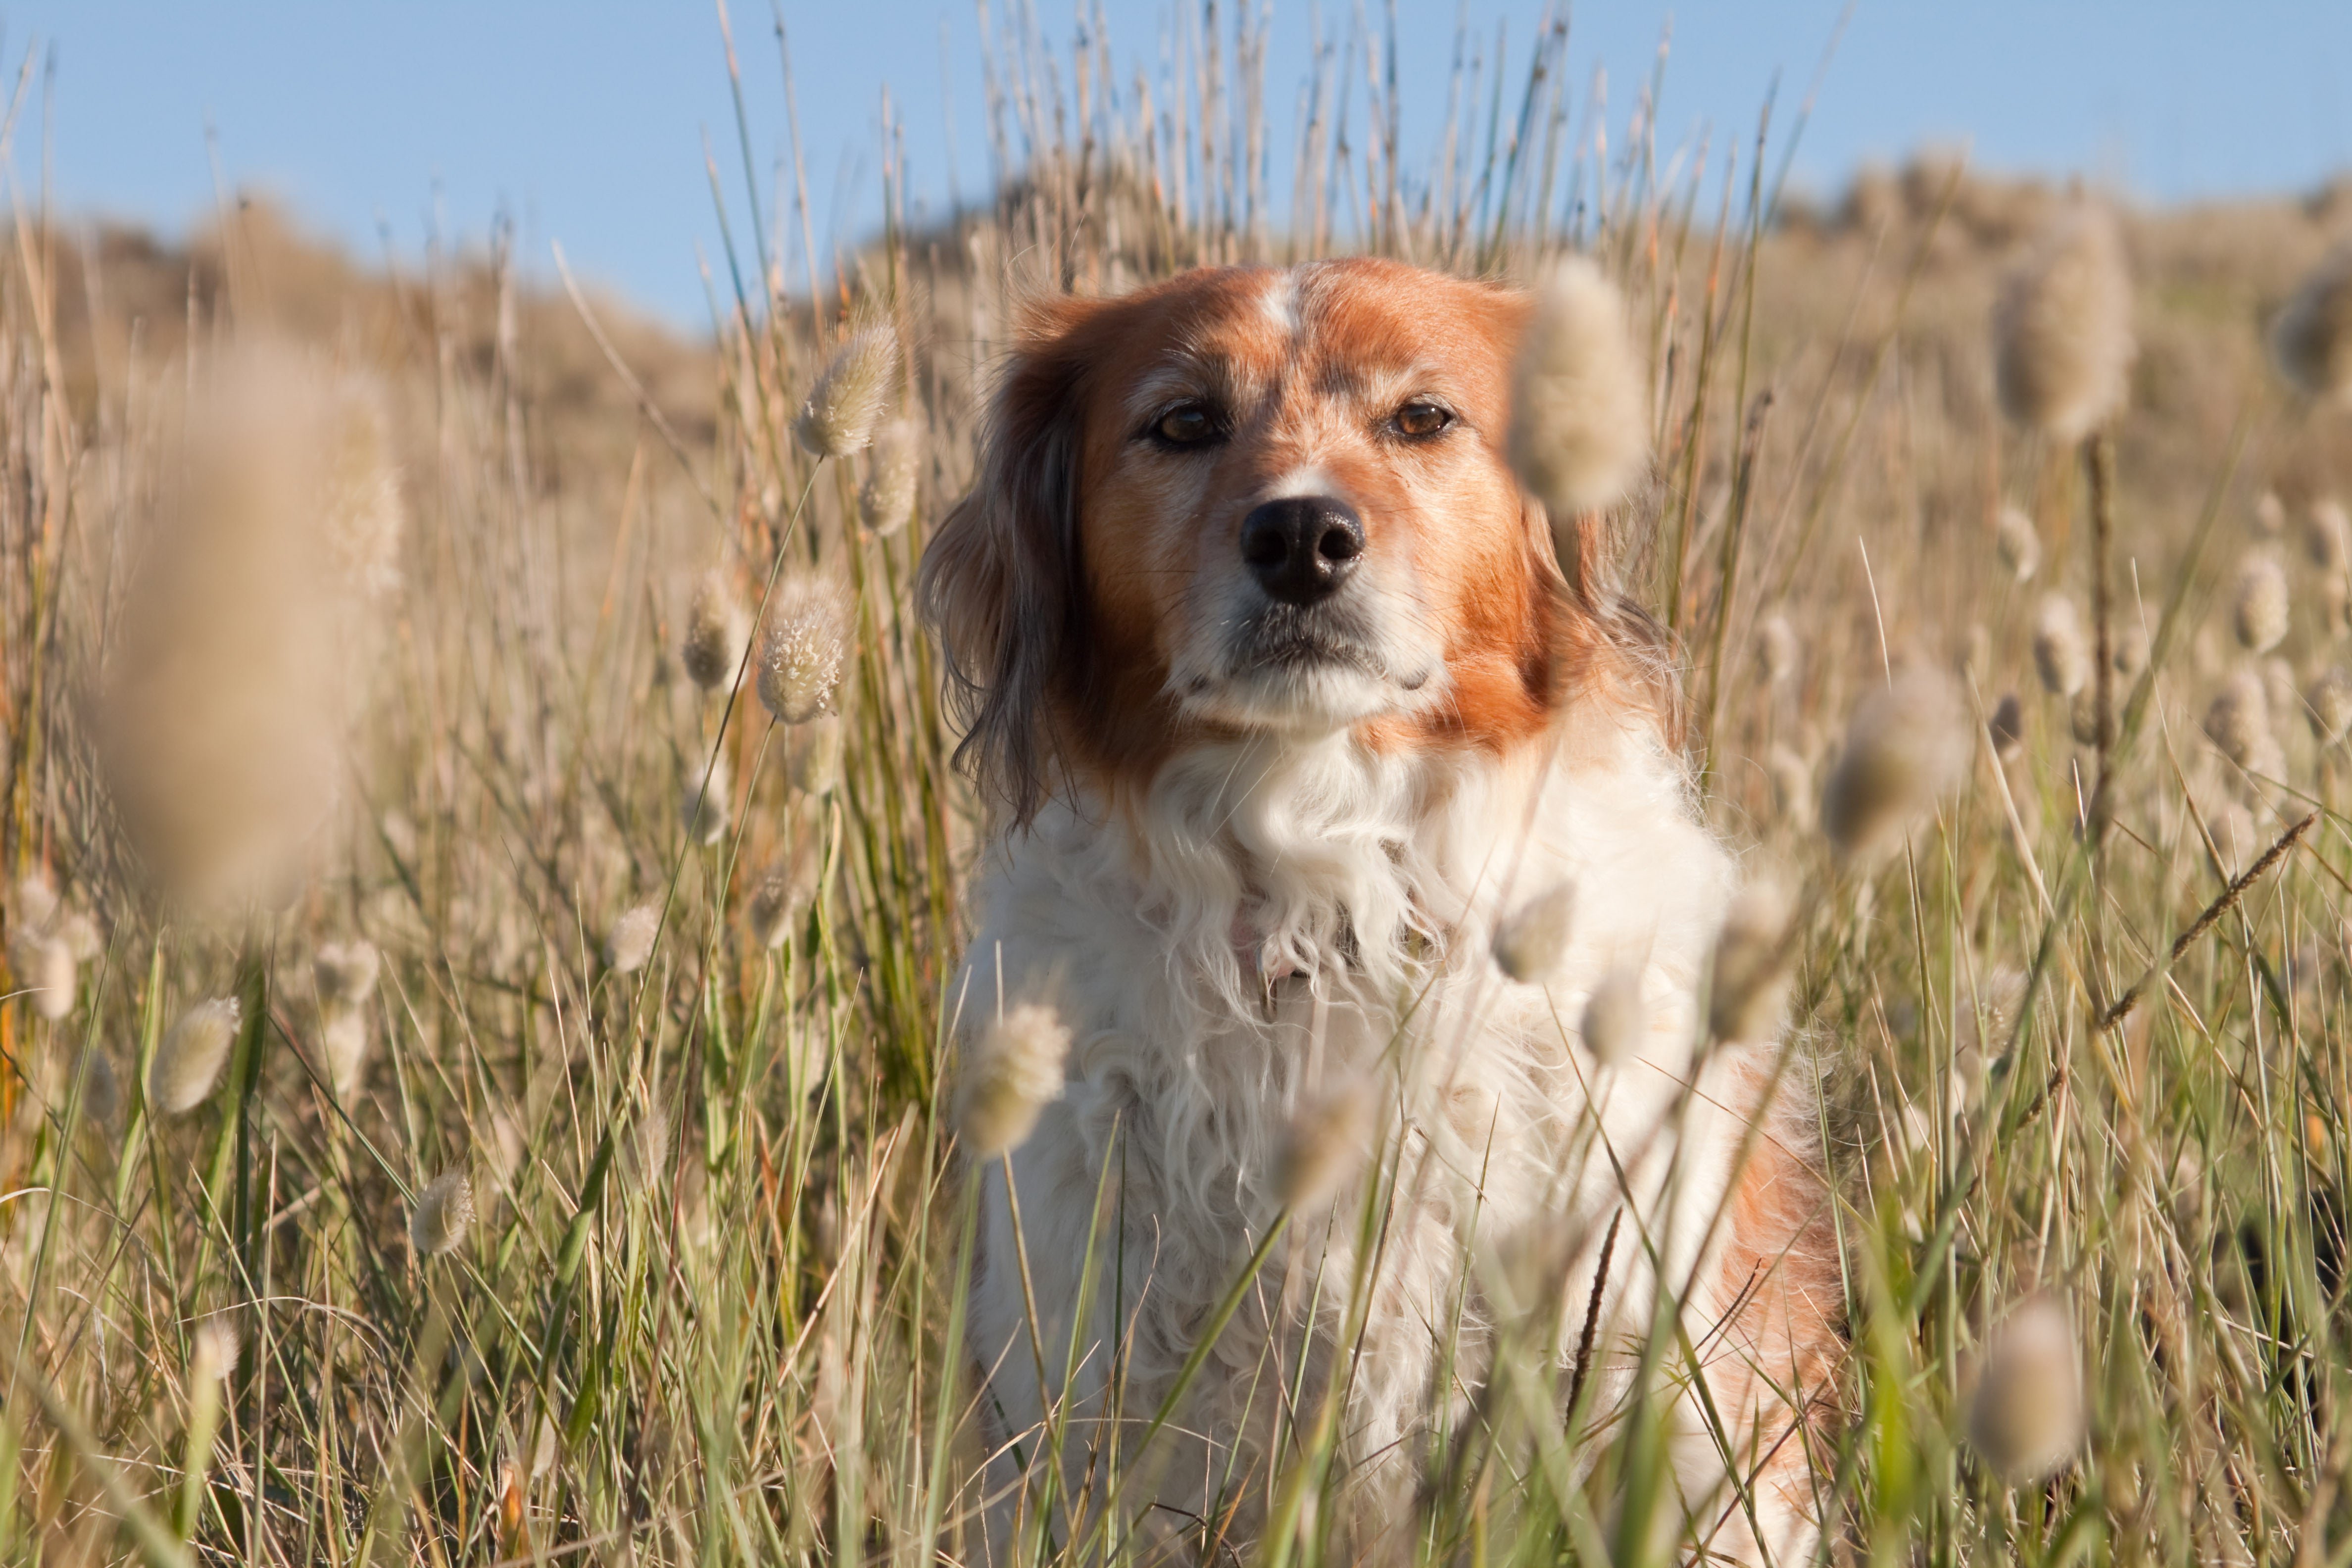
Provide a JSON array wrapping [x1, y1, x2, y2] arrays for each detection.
[[858, 417, 923, 536], [681, 570, 748, 691], [958, 1000, 1074, 1158], [756, 577, 851, 725], [605, 903, 661, 975], [1818, 670, 1970, 861], [2203, 670, 2271, 768], [2232, 554, 2290, 654], [2032, 595, 2091, 698], [1967, 1297, 2086, 1486], [150, 998, 242, 1116], [792, 326, 899, 458], [1993, 205, 2135, 442], [1579, 965, 1647, 1068], [1995, 505, 2040, 583], [2306, 666, 2352, 745], [1491, 881, 1576, 984], [409, 1170, 475, 1258], [2272, 241, 2352, 405], [1508, 255, 1651, 518]]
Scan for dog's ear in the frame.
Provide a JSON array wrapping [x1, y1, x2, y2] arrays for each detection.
[[919, 294, 1106, 826]]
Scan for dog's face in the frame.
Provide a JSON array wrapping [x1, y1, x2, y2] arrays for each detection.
[[925, 260, 1589, 818]]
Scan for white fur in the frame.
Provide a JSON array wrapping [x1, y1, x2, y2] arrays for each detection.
[[958, 705, 1812, 1562]]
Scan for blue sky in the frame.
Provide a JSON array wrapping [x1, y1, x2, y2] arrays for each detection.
[[3, 2, 2348, 330]]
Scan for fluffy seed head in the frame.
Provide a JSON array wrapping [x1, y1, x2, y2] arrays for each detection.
[[2068, 689, 2100, 748], [13, 872, 58, 931], [191, 1319, 240, 1385], [408, 1170, 474, 1259], [681, 571, 748, 691], [790, 715, 845, 797], [747, 861, 811, 950], [2307, 666, 2352, 745], [1993, 204, 2135, 442], [75, 1048, 123, 1132], [150, 998, 242, 1116], [1508, 255, 1651, 518], [98, 343, 404, 907], [1491, 881, 1577, 984], [1277, 1078, 1379, 1212], [2032, 594, 2091, 697], [756, 577, 851, 725], [792, 326, 900, 458], [2272, 241, 2352, 404], [1758, 614, 1801, 686], [2308, 499, 2350, 572], [2203, 670, 2272, 768], [1989, 691, 2027, 760], [1819, 670, 1970, 861], [2254, 489, 2287, 538], [1967, 1297, 2086, 1486], [322, 1008, 371, 1098], [2111, 620, 2150, 682], [605, 903, 661, 974], [314, 939, 381, 1010], [681, 752, 731, 846], [957, 1000, 1073, 1158], [12, 932, 77, 1020], [2232, 554, 2290, 653], [1579, 965, 1647, 1068], [1995, 505, 2041, 582], [1709, 880, 1795, 1044], [858, 417, 923, 535]]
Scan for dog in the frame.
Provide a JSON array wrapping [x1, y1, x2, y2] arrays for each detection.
[[919, 258, 1841, 1563]]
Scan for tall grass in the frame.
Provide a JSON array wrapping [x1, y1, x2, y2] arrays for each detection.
[[4, 6, 2352, 1563]]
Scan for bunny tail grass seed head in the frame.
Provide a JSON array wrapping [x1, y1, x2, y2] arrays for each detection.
[[2273, 241, 2352, 404], [747, 860, 811, 950], [1508, 255, 1650, 519], [681, 752, 731, 846], [605, 903, 661, 975], [756, 576, 851, 725], [2307, 666, 2352, 745], [1989, 691, 2028, 759], [1994, 203, 2135, 442], [1767, 744, 1813, 824], [11, 932, 76, 1020], [314, 939, 381, 1010], [322, 1008, 371, 1098], [793, 325, 899, 458], [1710, 879, 1795, 1045], [1491, 881, 1577, 984], [681, 570, 748, 691], [789, 714, 846, 797], [409, 1170, 475, 1259], [150, 998, 241, 1116], [1819, 669, 1970, 861], [2204, 670, 2272, 768], [957, 999, 1073, 1157], [858, 417, 923, 536], [98, 341, 405, 908], [1995, 505, 2041, 582], [2233, 553, 2290, 653], [2309, 497, 2352, 575], [1579, 964, 1647, 1068], [2032, 594, 2091, 697], [13, 871, 57, 931], [1967, 1296, 2087, 1486], [1278, 1078, 1379, 1212]]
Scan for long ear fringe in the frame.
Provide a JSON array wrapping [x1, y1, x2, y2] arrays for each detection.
[[917, 308, 1095, 827]]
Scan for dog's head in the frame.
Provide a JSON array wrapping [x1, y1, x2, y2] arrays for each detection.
[[922, 259, 1666, 822]]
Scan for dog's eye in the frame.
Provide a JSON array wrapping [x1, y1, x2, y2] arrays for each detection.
[[1151, 403, 1223, 447], [1393, 402, 1452, 439]]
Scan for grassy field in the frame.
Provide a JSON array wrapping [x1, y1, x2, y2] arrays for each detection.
[[7, 9, 2352, 1564]]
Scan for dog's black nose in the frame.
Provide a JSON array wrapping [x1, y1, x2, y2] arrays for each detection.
[[1239, 496, 1366, 605]]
